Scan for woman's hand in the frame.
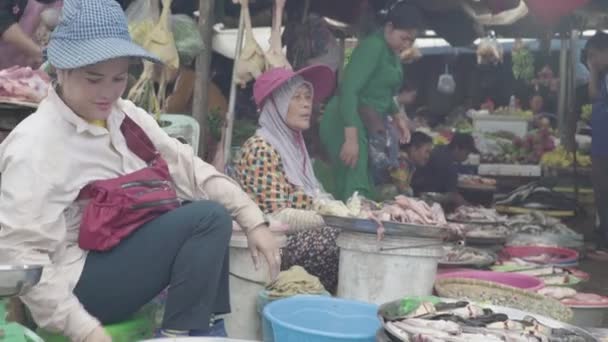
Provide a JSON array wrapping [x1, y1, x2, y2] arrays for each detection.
[[247, 225, 281, 280], [84, 326, 112, 342], [340, 127, 359, 168], [394, 114, 411, 144]]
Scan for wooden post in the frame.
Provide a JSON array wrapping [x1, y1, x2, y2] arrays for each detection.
[[222, 11, 245, 163], [557, 35, 569, 141], [192, 0, 216, 158]]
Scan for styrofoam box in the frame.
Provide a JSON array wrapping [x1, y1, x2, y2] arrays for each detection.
[[478, 164, 542, 177], [473, 114, 529, 138]]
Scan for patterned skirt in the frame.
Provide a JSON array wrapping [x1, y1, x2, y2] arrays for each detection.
[[281, 226, 340, 294]]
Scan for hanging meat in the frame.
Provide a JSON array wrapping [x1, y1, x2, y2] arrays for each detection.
[[264, 0, 292, 70], [233, 0, 266, 87]]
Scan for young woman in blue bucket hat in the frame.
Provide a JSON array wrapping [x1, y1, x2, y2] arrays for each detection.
[[0, 0, 281, 341]]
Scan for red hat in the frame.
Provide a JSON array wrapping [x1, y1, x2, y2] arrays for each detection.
[[253, 64, 335, 109]]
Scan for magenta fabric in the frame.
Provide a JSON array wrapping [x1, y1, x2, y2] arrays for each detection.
[[77, 114, 180, 251], [253, 64, 335, 108]]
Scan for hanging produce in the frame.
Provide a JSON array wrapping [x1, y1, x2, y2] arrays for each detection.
[[126, 0, 159, 47], [400, 46, 422, 64], [171, 14, 204, 67], [141, 0, 179, 71], [233, 0, 266, 87], [264, 0, 292, 70], [477, 35, 503, 65], [512, 39, 534, 82], [127, 63, 159, 115], [128, 0, 179, 117]]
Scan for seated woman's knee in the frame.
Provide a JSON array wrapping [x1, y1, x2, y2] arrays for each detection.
[[193, 200, 232, 233]]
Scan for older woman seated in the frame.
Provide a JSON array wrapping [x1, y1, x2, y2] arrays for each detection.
[[234, 65, 340, 293]]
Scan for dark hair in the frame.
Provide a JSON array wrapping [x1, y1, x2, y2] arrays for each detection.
[[399, 80, 418, 93], [530, 92, 544, 100], [402, 131, 432, 150], [586, 31, 608, 52], [449, 133, 478, 153], [381, 1, 425, 30]]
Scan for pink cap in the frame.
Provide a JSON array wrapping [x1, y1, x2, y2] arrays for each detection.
[[253, 64, 335, 109]]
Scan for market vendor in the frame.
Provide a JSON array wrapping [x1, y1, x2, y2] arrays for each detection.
[[319, 1, 424, 201], [528, 92, 556, 129], [0, 0, 281, 340], [585, 31, 608, 252], [411, 133, 479, 208], [388, 131, 433, 197], [235, 65, 340, 294], [531, 62, 559, 113], [0, 0, 62, 69]]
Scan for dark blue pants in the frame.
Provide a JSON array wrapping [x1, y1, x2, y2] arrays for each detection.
[[593, 157, 608, 244], [74, 201, 232, 331]]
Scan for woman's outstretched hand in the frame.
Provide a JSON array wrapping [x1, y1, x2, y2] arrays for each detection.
[[84, 326, 112, 342], [340, 127, 359, 168], [247, 225, 281, 281]]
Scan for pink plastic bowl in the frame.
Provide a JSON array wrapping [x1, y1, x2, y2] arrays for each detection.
[[501, 246, 579, 265], [435, 270, 544, 291]]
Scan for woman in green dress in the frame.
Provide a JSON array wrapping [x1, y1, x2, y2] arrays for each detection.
[[319, 2, 425, 201]]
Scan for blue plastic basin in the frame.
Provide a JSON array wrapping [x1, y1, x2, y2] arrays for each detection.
[[262, 295, 380, 342]]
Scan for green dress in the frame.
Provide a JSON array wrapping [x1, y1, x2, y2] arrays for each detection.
[[319, 30, 403, 201]]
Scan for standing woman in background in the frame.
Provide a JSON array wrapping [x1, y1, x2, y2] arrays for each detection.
[[0, 0, 62, 69], [319, 1, 424, 201]]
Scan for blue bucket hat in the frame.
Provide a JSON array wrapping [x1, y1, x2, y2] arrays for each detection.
[[47, 0, 161, 69]]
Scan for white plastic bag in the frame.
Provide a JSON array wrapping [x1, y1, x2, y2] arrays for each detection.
[[126, 0, 160, 47], [437, 64, 456, 94]]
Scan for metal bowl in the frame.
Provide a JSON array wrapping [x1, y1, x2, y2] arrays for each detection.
[[0, 265, 43, 297]]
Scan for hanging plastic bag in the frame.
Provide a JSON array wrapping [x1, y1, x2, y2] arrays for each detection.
[[477, 35, 503, 65], [171, 14, 204, 67], [437, 64, 456, 95], [126, 0, 160, 47]]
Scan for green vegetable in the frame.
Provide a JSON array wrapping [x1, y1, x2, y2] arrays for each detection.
[[399, 296, 441, 316], [343, 47, 354, 68], [581, 104, 592, 123], [171, 14, 203, 66], [207, 107, 224, 141], [512, 47, 534, 82]]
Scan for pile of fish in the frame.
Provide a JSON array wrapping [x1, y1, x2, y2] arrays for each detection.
[[504, 212, 580, 238], [383, 299, 591, 342], [496, 183, 578, 212], [448, 206, 507, 223], [449, 209, 582, 247], [440, 245, 495, 266], [504, 212, 583, 248]]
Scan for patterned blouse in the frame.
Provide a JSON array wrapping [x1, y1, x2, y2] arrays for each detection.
[[235, 136, 313, 214]]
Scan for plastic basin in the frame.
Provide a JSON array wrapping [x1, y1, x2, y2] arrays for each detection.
[[435, 270, 544, 291], [501, 246, 579, 265], [263, 295, 380, 342]]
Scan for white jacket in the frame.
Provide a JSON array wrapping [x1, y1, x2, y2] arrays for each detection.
[[0, 88, 266, 341]]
